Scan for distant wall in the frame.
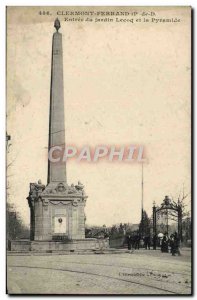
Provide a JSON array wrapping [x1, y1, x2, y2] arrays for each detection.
[[109, 236, 126, 248]]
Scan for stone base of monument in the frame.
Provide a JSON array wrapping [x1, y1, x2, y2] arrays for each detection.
[[9, 238, 109, 253]]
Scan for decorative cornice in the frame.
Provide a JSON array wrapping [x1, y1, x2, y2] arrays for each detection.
[[27, 181, 88, 208], [41, 182, 86, 197]]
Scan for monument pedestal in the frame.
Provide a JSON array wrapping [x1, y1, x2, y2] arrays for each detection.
[[10, 238, 109, 252], [31, 238, 107, 252], [28, 181, 87, 241]]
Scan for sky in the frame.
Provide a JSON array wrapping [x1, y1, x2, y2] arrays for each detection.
[[7, 6, 191, 227]]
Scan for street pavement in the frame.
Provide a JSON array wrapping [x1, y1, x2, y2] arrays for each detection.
[[7, 249, 192, 295]]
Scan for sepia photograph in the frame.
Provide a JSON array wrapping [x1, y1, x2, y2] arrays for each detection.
[[6, 6, 192, 295]]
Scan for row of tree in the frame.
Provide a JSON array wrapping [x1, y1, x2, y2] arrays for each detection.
[[85, 209, 191, 243], [7, 202, 29, 240]]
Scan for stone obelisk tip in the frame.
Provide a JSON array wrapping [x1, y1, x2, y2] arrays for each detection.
[[54, 18, 61, 32]]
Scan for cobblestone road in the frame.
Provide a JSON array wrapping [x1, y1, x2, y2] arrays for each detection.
[[7, 249, 191, 295]]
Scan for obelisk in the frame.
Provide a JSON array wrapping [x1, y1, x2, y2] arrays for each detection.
[[48, 18, 66, 184], [27, 19, 88, 245]]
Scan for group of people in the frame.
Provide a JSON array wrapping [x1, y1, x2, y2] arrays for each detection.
[[126, 231, 181, 256], [126, 233, 141, 250], [161, 232, 181, 256], [126, 233, 151, 250]]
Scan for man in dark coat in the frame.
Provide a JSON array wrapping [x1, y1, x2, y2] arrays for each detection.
[[153, 234, 157, 250], [161, 233, 168, 253], [127, 235, 132, 250], [135, 233, 140, 250]]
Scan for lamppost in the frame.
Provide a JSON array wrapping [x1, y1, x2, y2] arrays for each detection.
[[152, 201, 157, 250], [165, 207, 169, 236]]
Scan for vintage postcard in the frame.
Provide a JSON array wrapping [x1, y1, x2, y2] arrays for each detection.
[[6, 6, 192, 295]]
